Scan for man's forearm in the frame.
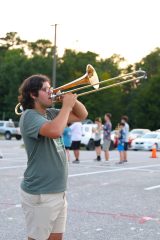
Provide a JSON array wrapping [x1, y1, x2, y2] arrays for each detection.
[[71, 100, 88, 120]]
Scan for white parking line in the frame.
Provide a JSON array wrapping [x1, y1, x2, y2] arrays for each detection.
[[1, 163, 160, 174], [69, 164, 160, 177], [0, 158, 27, 162], [0, 165, 26, 170], [144, 185, 160, 191], [0, 204, 21, 213]]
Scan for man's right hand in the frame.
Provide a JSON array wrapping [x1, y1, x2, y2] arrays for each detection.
[[62, 93, 77, 111]]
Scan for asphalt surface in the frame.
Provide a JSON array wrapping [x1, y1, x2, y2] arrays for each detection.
[[0, 139, 160, 240]]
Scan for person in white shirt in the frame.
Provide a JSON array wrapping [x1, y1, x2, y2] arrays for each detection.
[[70, 122, 82, 163]]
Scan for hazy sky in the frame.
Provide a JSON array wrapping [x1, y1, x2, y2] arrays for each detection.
[[1, 0, 160, 64]]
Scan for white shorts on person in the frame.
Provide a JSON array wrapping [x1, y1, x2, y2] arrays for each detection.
[[21, 189, 67, 240]]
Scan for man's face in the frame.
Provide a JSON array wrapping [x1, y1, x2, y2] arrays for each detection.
[[37, 81, 53, 108]]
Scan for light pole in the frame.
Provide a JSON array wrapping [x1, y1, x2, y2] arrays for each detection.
[[51, 24, 58, 88]]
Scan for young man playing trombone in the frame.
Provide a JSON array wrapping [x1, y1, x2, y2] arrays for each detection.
[[18, 74, 88, 240]]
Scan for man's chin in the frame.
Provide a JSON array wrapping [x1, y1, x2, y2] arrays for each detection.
[[46, 103, 52, 108], [47, 101, 53, 108]]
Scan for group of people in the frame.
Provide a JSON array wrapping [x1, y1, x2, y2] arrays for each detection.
[[63, 113, 130, 165], [92, 113, 130, 164]]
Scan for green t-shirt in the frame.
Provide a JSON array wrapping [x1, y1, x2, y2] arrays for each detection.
[[20, 108, 68, 194]]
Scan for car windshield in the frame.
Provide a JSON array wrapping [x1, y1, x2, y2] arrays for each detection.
[[143, 133, 158, 139]]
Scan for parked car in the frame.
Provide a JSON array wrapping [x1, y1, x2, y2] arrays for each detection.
[[0, 120, 22, 140], [128, 128, 151, 146], [130, 131, 160, 151], [81, 124, 115, 150]]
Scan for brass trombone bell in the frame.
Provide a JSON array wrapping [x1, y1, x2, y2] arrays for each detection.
[[53, 64, 99, 93]]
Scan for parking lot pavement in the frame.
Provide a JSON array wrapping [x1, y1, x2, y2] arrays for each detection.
[[1, 139, 160, 239]]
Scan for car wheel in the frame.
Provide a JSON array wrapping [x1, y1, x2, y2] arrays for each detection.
[[86, 139, 95, 150], [5, 132, 12, 140], [16, 135, 22, 140]]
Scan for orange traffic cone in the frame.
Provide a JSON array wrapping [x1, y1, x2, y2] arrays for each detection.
[[151, 144, 157, 158]]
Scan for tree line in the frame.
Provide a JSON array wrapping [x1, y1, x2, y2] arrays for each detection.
[[0, 32, 160, 130]]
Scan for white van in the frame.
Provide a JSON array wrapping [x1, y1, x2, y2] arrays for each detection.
[[81, 123, 115, 150], [81, 124, 99, 150]]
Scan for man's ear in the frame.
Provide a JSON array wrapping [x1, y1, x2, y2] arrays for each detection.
[[30, 92, 36, 100]]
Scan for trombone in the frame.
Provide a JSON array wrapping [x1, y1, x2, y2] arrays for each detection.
[[15, 64, 147, 115]]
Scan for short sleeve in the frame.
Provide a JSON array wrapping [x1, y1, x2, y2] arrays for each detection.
[[22, 110, 48, 139]]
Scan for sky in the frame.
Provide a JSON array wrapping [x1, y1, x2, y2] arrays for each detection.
[[0, 0, 160, 64]]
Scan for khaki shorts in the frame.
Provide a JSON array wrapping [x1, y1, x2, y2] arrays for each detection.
[[21, 189, 67, 240], [103, 139, 111, 151]]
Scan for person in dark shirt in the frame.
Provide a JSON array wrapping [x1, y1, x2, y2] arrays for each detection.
[[103, 113, 112, 161], [117, 122, 125, 164], [121, 115, 130, 162]]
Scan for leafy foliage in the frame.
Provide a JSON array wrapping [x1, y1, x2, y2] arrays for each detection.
[[0, 32, 160, 130]]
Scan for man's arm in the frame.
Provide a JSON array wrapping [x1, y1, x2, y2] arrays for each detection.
[[39, 93, 78, 138], [68, 99, 88, 123]]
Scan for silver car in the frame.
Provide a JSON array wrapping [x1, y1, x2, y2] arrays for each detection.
[[131, 132, 160, 151], [0, 120, 21, 140]]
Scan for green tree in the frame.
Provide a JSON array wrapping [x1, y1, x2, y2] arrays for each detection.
[[127, 48, 160, 129], [0, 49, 28, 119]]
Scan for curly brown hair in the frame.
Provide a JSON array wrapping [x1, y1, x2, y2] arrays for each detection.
[[18, 74, 50, 110]]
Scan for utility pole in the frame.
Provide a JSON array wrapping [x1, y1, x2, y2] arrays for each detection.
[[51, 24, 58, 88]]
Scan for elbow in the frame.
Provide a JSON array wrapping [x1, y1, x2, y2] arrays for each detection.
[[50, 128, 63, 139], [84, 109, 88, 119], [80, 110, 88, 121], [84, 110, 88, 120], [40, 122, 63, 139]]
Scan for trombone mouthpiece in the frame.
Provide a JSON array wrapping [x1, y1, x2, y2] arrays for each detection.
[[50, 94, 56, 100]]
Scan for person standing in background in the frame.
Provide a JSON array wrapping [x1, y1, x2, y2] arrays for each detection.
[[70, 121, 82, 163], [103, 113, 112, 161], [92, 117, 103, 161], [121, 115, 130, 162], [116, 122, 125, 164], [63, 124, 72, 162]]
